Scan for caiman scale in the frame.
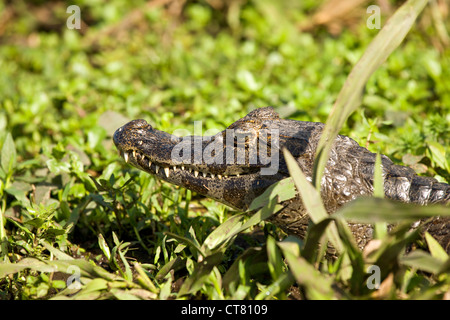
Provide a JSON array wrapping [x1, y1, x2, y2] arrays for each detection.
[[113, 107, 450, 251]]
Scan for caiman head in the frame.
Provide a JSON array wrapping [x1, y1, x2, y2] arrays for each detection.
[[113, 107, 321, 211]]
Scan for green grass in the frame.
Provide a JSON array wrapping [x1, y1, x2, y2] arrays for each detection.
[[0, 0, 449, 300]]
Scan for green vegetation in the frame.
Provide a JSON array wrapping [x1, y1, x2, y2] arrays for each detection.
[[0, 0, 449, 300]]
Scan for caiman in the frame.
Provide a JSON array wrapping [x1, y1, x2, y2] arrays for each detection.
[[113, 107, 450, 252]]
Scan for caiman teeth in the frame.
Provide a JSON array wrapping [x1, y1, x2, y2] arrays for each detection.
[[121, 150, 250, 179], [152, 164, 243, 179]]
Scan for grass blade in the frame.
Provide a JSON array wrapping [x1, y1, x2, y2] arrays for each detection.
[[424, 232, 448, 262], [400, 250, 444, 274], [266, 236, 284, 280], [373, 153, 387, 239], [334, 197, 450, 223], [204, 196, 283, 254], [164, 231, 206, 259], [283, 148, 344, 254], [278, 239, 339, 300], [248, 177, 296, 211], [134, 262, 159, 294], [313, 0, 429, 188]]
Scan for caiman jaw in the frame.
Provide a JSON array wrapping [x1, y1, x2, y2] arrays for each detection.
[[113, 117, 283, 210], [118, 148, 249, 180]]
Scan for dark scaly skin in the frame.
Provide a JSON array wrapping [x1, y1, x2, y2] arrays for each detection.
[[113, 107, 450, 251]]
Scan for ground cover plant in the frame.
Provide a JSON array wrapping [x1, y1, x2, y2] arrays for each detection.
[[0, 0, 449, 300]]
